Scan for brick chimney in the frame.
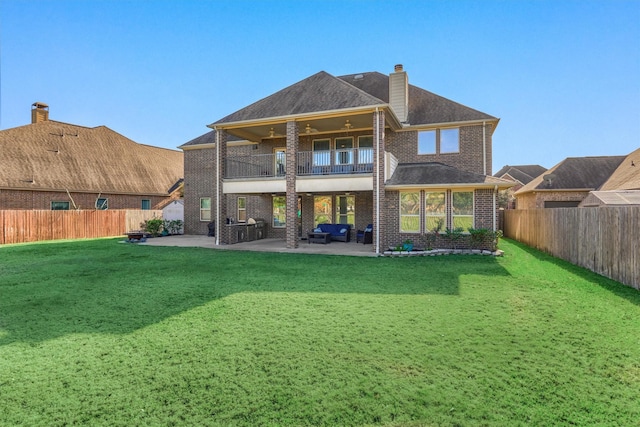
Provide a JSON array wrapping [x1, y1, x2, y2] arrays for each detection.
[[31, 102, 49, 123], [389, 64, 408, 123]]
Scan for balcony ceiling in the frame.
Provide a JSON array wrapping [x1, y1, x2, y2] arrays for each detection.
[[222, 111, 379, 143]]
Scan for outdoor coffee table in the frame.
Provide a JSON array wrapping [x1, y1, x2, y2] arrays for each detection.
[[307, 231, 331, 244]]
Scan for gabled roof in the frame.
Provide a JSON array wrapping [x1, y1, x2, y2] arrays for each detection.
[[339, 72, 497, 125], [386, 162, 513, 189], [212, 69, 497, 128], [599, 147, 640, 190], [213, 71, 386, 126], [515, 156, 625, 195], [0, 120, 183, 196], [494, 164, 547, 185]]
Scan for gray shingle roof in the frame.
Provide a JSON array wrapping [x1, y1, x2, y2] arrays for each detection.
[[211, 69, 497, 127], [494, 164, 547, 184], [180, 130, 243, 148], [386, 162, 513, 188], [339, 72, 497, 125], [516, 156, 626, 194], [213, 71, 386, 125]]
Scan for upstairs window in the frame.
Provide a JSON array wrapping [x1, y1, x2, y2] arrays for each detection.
[[141, 199, 151, 210], [440, 128, 460, 153], [313, 139, 331, 166], [418, 130, 436, 154], [358, 135, 373, 164]]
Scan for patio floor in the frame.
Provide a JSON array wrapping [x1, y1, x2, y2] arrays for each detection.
[[137, 235, 380, 257]]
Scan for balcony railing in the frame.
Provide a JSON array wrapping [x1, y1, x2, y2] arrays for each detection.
[[225, 148, 374, 179]]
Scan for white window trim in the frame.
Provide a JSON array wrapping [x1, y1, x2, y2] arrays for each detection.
[[200, 197, 211, 222], [452, 191, 474, 231]]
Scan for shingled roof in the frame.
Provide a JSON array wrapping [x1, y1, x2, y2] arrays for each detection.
[[212, 69, 496, 127], [494, 164, 547, 185], [180, 129, 243, 148], [515, 156, 626, 194], [599, 147, 640, 190], [0, 120, 183, 195], [386, 162, 513, 189]]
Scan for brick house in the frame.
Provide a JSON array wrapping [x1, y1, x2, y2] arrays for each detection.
[[181, 65, 512, 253], [514, 155, 626, 209], [493, 164, 547, 208], [0, 103, 184, 210]]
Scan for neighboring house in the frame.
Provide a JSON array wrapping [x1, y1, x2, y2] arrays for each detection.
[[0, 102, 184, 210], [494, 164, 547, 208], [514, 155, 626, 209], [580, 147, 640, 207], [181, 65, 513, 252]]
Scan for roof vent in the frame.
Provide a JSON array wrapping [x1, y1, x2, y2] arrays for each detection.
[[31, 102, 49, 124], [354, 74, 364, 80]]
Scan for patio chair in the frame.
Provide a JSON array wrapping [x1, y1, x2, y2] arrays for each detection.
[[356, 224, 373, 244]]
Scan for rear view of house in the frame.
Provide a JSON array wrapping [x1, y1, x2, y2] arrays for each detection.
[[0, 103, 184, 211], [181, 65, 512, 253]]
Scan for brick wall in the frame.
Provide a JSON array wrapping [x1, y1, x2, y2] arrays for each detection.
[[183, 146, 216, 235], [386, 123, 493, 175], [0, 189, 170, 211], [516, 191, 589, 209]]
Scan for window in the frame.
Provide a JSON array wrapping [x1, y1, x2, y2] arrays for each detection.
[[336, 195, 355, 225], [313, 139, 331, 166], [95, 198, 108, 210], [452, 191, 473, 230], [237, 197, 247, 222], [141, 199, 150, 210], [440, 128, 459, 153], [425, 192, 446, 232], [314, 195, 332, 225], [335, 137, 353, 165], [400, 192, 420, 232], [200, 198, 211, 221], [51, 201, 70, 210], [272, 196, 286, 228], [358, 135, 373, 164], [418, 130, 436, 154]]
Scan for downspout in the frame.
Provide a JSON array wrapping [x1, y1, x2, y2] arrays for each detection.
[[375, 107, 380, 255], [493, 185, 497, 232], [482, 121, 487, 176], [215, 128, 220, 246]]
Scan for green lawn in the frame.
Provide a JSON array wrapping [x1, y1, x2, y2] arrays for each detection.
[[0, 238, 638, 426]]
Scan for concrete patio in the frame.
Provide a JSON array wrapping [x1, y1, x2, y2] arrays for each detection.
[[137, 235, 379, 257]]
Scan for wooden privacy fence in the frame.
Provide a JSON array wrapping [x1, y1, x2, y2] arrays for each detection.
[[0, 210, 162, 245], [504, 207, 639, 290]]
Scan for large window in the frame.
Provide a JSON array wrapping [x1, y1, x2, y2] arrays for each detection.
[[272, 196, 286, 228], [425, 192, 446, 232], [336, 195, 355, 225], [452, 192, 473, 230], [313, 139, 331, 166], [418, 130, 436, 155], [200, 198, 211, 221], [314, 195, 332, 225], [51, 201, 70, 210], [237, 197, 247, 223], [440, 128, 459, 153], [400, 192, 420, 232], [96, 198, 108, 210]]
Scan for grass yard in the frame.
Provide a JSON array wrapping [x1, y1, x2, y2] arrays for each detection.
[[0, 238, 638, 426]]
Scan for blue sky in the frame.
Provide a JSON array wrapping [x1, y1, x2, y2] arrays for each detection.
[[1, 0, 638, 172]]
